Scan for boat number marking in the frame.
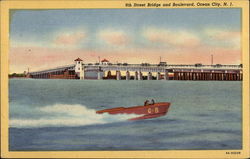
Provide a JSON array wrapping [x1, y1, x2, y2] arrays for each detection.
[[148, 107, 158, 113], [155, 107, 159, 113], [148, 108, 151, 113]]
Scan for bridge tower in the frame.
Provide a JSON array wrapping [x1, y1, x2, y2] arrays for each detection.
[[74, 58, 84, 80]]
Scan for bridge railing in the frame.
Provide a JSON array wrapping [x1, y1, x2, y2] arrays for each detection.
[[30, 64, 75, 75], [84, 64, 242, 70]]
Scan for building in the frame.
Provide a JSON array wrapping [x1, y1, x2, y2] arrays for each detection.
[[101, 59, 110, 65], [74, 57, 84, 79]]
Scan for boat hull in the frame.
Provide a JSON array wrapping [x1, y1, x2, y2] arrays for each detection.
[[96, 102, 171, 120]]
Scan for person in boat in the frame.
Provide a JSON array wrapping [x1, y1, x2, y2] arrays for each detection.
[[151, 99, 155, 105], [144, 100, 149, 106]]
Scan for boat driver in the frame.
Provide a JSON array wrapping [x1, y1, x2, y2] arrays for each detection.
[[144, 100, 149, 106], [151, 99, 155, 105]]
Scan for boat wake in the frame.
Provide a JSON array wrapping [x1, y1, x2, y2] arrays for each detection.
[[10, 104, 140, 128]]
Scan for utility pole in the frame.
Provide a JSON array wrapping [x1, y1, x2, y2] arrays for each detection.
[[98, 56, 100, 63], [160, 56, 161, 63]]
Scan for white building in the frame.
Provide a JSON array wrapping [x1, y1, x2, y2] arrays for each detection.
[[101, 59, 110, 65], [74, 57, 84, 79]]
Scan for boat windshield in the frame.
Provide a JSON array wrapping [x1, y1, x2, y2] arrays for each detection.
[[151, 99, 155, 105]]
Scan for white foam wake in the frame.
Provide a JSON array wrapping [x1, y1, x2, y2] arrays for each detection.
[[10, 104, 140, 128]]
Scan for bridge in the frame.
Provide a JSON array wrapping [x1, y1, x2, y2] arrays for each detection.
[[28, 58, 242, 81], [85, 64, 242, 80], [28, 64, 76, 79]]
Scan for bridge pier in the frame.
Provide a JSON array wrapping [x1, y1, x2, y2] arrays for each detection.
[[224, 71, 227, 80], [196, 73, 199, 80], [231, 73, 234, 81], [198, 73, 201, 80], [204, 73, 208, 80], [211, 73, 214, 80], [199, 72, 203, 80], [239, 73, 242, 81], [228, 73, 230, 80], [204, 73, 207, 80], [163, 71, 169, 80], [199, 73, 203, 80], [107, 71, 112, 79], [226, 73, 229, 80], [97, 71, 102, 80], [138, 72, 143, 80], [192, 73, 195, 80], [200, 73, 203, 80], [116, 71, 121, 80], [184, 72, 187, 80], [220, 73, 223, 80], [206, 73, 209, 80], [193, 72, 197, 80], [181, 72, 185, 80], [216, 73, 219, 80], [147, 72, 152, 80], [81, 67, 85, 80], [186, 72, 190, 80], [173, 72, 178, 80], [134, 71, 138, 80], [233, 73, 237, 81], [126, 71, 130, 80], [156, 72, 160, 80]]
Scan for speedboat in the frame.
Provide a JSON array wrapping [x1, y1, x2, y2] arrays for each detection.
[[96, 101, 171, 120]]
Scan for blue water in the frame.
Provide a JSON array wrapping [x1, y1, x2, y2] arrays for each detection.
[[9, 79, 242, 150]]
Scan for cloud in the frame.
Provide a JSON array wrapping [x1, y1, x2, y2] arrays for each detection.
[[205, 28, 240, 40], [204, 28, 241, 50], [143, 27, 201, 48], [99, 29, 129, 46], [53, 31, 87, 46]]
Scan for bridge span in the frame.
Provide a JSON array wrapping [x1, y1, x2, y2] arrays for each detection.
[[28, 58, 242, 81]]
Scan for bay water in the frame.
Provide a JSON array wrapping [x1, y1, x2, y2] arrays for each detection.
[[9, 79, 242, 150]]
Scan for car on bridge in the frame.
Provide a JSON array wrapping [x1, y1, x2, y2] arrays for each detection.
[[214, 64, 222, 67], [158, 62, 167, 66], [141, 63, 150, 66], [195, 63, 202, 67]]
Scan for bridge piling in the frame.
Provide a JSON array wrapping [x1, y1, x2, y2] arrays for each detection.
[[116, 71, 121, 80], [147, 72, 152, 80], [164, 71, 169, 80], [156, 72, 160, 80], [138, 72, 143, 80], [126, 71, 130, 80], [134, 71, 138, 80], [97, 71, 102, 80]]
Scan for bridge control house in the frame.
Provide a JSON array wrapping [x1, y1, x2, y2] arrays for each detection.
[[28, 58, 243, 81]]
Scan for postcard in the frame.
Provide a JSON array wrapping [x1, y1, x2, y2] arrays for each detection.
[[1, 0, 249, 158]]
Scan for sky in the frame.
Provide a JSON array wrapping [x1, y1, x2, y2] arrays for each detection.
[[9, 8, 241, 73]]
